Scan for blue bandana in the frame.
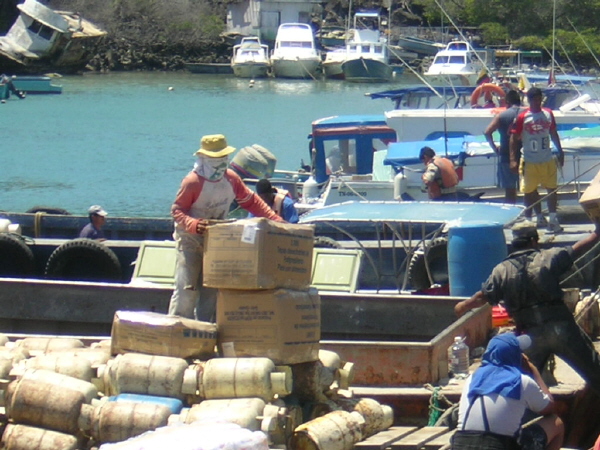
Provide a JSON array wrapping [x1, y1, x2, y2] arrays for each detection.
[[468, 333, 524, 402]]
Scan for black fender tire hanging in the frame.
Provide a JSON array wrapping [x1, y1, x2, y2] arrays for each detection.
[[0, 234, 35, 277], [45, 238, 121, 282], [407, 237, 449, 291], [25, 206, 71, 215], [313, 236, 342, 249]]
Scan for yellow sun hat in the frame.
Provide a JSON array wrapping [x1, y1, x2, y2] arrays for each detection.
[[194, 134, 236, 158]]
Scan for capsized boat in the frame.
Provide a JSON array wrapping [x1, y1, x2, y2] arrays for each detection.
[[270, 23, 321, 79], [0, 0, 106, 74], [231, 37, 270, 79]]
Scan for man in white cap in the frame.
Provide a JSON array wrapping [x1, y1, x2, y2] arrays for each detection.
[[455, 219, 600, 395], [79, 205, 108, 240], [169, 134, 283, 320]]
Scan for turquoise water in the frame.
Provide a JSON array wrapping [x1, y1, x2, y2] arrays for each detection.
[[1, 72, 412, 217]]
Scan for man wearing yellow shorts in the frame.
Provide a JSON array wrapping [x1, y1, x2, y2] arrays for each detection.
[[510, 87, 565, 233]]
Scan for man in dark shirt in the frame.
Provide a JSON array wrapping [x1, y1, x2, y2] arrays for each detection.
[[484, 89, 522, 204], [79, 205, 108, 240], [455, 220, 600, 394]]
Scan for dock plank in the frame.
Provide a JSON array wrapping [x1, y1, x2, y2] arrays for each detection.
[[423, 430, 455, 450], [355, 426, 419, 450], [390, 427, 449, 450]]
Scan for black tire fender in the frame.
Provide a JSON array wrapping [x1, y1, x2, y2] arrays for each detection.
[[0, 234, 35, 277], [45, 238, 121, 282], [313, 236, 342, 249], [407, 237, 449, 291], [26, 206, 71, 215]]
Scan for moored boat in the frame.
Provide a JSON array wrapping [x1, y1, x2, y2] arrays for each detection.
[[423, 40, 493, 86], [340, 11, 393, 83], [10, 75, 62, 94], [231, 37, 270, 79], [270, 23, 321, 80]]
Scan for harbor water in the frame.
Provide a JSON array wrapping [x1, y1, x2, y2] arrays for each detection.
[[0, 72, 415, 217]]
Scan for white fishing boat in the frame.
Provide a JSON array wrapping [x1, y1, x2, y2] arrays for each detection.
[[270, 23, 321, 79], [423, 40, 492, 86], [230, 37, 270, 79], [340, 11, 393, 83]]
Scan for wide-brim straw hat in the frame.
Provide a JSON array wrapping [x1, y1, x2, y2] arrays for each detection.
[[194, 134, 236, 158]]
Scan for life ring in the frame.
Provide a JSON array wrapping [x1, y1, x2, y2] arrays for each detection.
[[470, 83, 506, 108], [45, 238, 122, 282], [407, 237, 449, 291], [0, 234, 35, 277]]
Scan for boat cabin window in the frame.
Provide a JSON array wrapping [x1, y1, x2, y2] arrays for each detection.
[[27, 20, 55, 41], [448, 42, 468, 51], [449, 55, 465, 64], [324, 140, 357, 175], [433, 56, 448, 64], [373, 45, 383, 54], [281, 41, 312, 48]]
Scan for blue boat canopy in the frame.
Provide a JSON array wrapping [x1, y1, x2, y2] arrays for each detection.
[[300, 201, 524, 226]]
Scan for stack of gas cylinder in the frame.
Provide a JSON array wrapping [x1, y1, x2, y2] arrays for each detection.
[[0, 327, 394, 450]]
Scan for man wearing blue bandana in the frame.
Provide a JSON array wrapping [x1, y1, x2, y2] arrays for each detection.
[[453, 333, 564, 450]]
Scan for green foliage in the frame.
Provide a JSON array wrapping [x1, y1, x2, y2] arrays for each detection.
[[479, 22, 508, 46]]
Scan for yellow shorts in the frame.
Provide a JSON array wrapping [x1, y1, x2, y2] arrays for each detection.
[[519, 159, 558, 193]]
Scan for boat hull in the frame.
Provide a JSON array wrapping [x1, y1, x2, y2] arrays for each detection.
[[271, 58, 321, 79], [11, 76, 62, 94], [232, 62, 270, 79], [342, 58, 392, 83]]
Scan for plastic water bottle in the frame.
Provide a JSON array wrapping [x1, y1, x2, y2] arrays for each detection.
[[448, 336, 470, 379]]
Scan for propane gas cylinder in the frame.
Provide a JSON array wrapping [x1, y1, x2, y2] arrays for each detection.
[[51, 346, 112, 367], [290, 410, 364, 450], [13, 337, 84, 355], [13, 368, 98, 403], [21, 354, 94, 381], [1, 423, 80, 450], [200, 357, 292, 402], [97, 353, 197, 399], [79, 400, 172, 444], [175, 398, 267, 430], [338, 397, 394, 438], [4, 376, 87, 435]]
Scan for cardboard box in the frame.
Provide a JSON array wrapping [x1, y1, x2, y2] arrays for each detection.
[[580, 172, 600, 220], [216, 288, 320, 364], [111, 311, 217, 360], [203, 218, 314, 290]]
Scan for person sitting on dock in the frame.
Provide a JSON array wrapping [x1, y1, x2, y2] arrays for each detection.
[[455, 219, 600, 396], [419, 146, 459, 200], [249, 179, 299, 223], [452, 333, 563, 450], [168, 134, 283, 321], [79, 205, 108, 240]]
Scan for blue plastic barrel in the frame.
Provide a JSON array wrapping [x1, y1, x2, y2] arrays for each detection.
[[108, 393, 184, 414], [448, 223, 507, 297]]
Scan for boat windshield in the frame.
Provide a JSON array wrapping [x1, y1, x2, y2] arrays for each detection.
[[281, 41, 313, 48], [449, 55, 466, 64]]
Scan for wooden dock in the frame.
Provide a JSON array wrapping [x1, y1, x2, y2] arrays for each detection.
[[355, 426, 453, 450]]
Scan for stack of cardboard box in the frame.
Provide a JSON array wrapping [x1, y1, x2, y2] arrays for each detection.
[[203, 218, 320, 365]]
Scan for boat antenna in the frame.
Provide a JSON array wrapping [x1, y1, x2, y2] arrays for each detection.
[[431, 0, 492, 76], [551, 0, 556, 82]]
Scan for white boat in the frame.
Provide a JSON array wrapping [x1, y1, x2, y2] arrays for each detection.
[[270, 23, 321, 79], [340, 11, 393, 83], [423, 40, 492, 86], [0, 0, 106, 74], [231, 37, 270, 79]]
